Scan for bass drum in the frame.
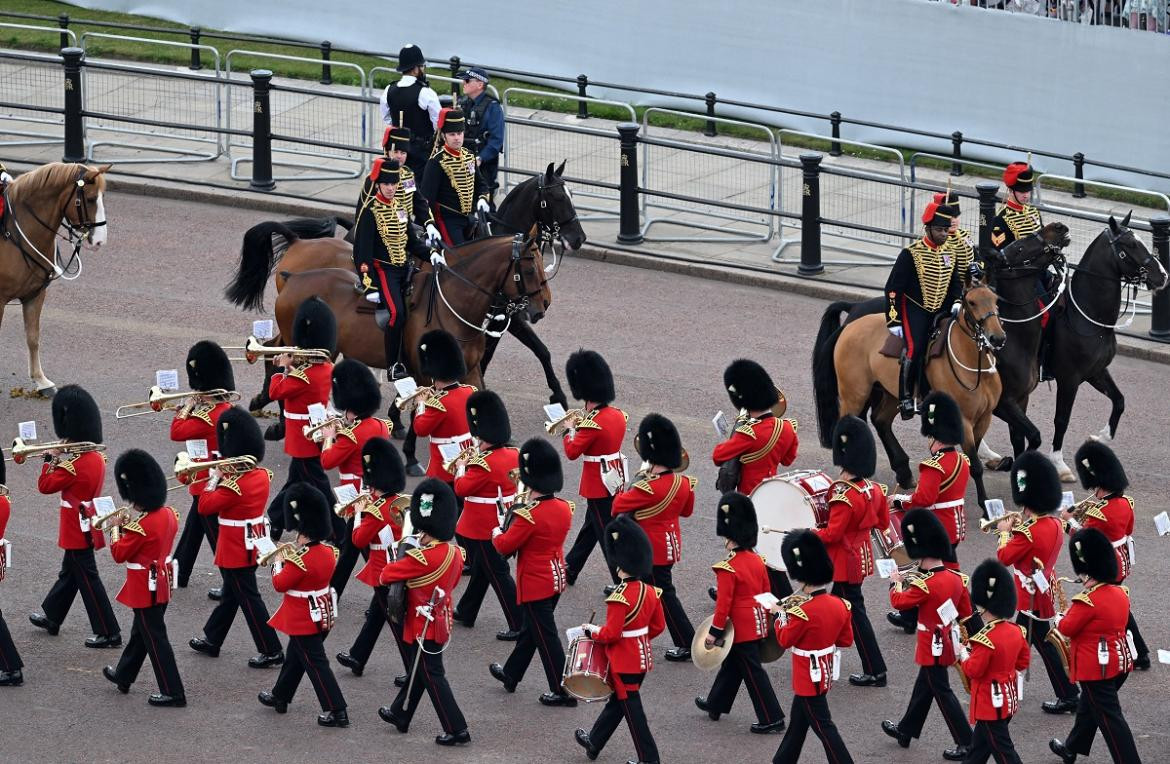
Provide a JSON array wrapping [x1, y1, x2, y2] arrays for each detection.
[[750, 470, 834, 571]]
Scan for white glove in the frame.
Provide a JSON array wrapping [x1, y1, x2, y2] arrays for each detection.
[[491, 526, 503, 539], [0, 171, 12, 184], [364, 291, 381, 304], [476, 198, 490, 214], [950, 303, 960, 318], [425, 224, 441, 247], [889, 326, 904, 338], [430, 251, 447, 268]]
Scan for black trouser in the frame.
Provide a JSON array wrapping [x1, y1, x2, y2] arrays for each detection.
[[367, 262, 408, 371], [41, 548, 119, 637], [435, 209, 472, 246], [347, 586, 405, 667], [112, 603, 184, 697], [897, 665, 972, 746], [271, 632, 346, 713], [589, 673, 659, 763], [502, 594, 564, 694], [454, 536, 519, 630], [1064, 674, 1141, 763], [565, 496, 618, 584], [202, 566, 281, 654], [0, 607, 22, 673], [1127, 611, 1148, 659], [651, 565, 694, 649], [1017, 612, 1077, 701], [174, 495, 218, 587], [706, 638, 783, 724], [267, 457, 337, 539], [773, 693, 854, 764], [831, 582, 886, 675], [963, 719, 1022, 764], [330, 516, 366, 600], [391, 638, 467, 733]]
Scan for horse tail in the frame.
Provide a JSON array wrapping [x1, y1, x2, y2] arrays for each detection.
[[224, 221, 300, 312], [281, 217, 337, 240], [812, 301, 851, 449], [334, 216, 354, 232]]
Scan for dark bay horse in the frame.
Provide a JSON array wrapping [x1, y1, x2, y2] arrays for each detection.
[[0, 162, 110, 394]]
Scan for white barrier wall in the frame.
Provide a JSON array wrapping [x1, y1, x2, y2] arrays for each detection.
[[72, 0, 1170, 191]]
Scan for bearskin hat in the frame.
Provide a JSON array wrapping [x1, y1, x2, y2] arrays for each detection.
[[781, 529, 834, 587], [635, 413, 683, 470], [362, 437, 405, 496], [410, 477, 457, 541], [185, 340, 235, 393], [331, 359, 381, 419], [831, 415, 876, 479], [52, 384, 103, 444], [565, 349, 615, 404], [292, 296, 337, 355], [284, 483, 332, 542], [604, 514, 652, 579], [215, 406, 265, 462], [467, 390, 511, 445], [1069, 528, 1119, 584], [1010, 450, 1062, 514], [921, 391, 963, 445], [1074, 440, 1128, 494], [114, 449, 167, 512], [970, 559, 1017, 619], [418, 329, 466, 382], [722, 359, 778, 412], [715, 491, 758, 549], [519, 437, 562, 495], [901, 508, 952, 561]]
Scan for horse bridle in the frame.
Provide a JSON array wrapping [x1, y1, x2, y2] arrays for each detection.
[[1094, 224, 1163, 287], [432, 235, 548, 338], [995, 232, 1067, 276], [532, 175, 579, 267], [959, 290, 1001, 353], [7, 167, 105, 278]]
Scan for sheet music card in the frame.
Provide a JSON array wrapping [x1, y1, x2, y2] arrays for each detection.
[[93, 496, 116, 516], [754, 592, 780, 610], [252, 319, 275, 340], [438, 442, 463, 462], [307, 403, 328, 426], [18, 421, 36, 441], [937, 598, 959, 626], [155, 369, 179, 391], [1153, 511, 1170, 537], [333, 484, 359, 505], [984, 499, 1005, 521], [393, 377, 418, 398], [185, 440, 209, 459], [252, 535, 277, 559], [712, 410, 730, 440], [1061, 491, 1076, 510], [543, 402, 566, 422], [876, 558, 898, 579]]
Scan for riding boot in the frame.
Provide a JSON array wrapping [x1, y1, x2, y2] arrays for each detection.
[[1037, 334, 1054, 383], [383, 323, 406, 381], [898, 354, 917, 420]]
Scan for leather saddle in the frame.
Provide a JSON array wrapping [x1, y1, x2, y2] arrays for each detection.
[[879, 315, 952, 360]]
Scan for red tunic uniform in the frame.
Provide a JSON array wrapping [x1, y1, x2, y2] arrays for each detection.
[[320, 417, 391, 490], [612, 472, 696, 566], [816, 479, 887, 585], [492, 496, 573, 603], [352, 492, 406, 588], [711, 549, 771, 643], [1078, 495, 1135, 581], [906, 448, 969, 546], [996, 515, 1063, 620], [711, 415, 798, 495], [1058, 583, 1134, 682], [454, 446, 519, 540], [38, 451, 107, 551], [889, 567, 973, 666], [110, 507, 180, 609], [774, 590, 854, 696], [563, 406, 628, 499], [268, 362, 334, 459], [269, 542, 339, 636], [198, 468, 272, 569], [0, 494, 12, 573], [379, 540, 465, 643], [413, 384, 475, 480], [592, 580, 665, 697], [962, 619, 1030, 722], [169, 401, 231, 497]]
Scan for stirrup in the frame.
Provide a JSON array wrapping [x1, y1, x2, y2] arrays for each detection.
[[389, 362, 408, 381], [364, 291, 382, 304], [899, 397, 918, 420]]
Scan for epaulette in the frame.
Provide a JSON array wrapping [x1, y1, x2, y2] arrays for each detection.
[[1122, 495, 1135, 510], [567, 500, 576, 515], [406, 547, 428, 564], [687, 475, 698, 491], [190, 403, 216, 427], [336, 423, 359, 444], [829, 482, 853, 506], [653, 586, 663, 597], [170, 507, 181, 523], [467, 453, 491, 471], [514, 507, 535, 524], [712, 553, 736, 574], [365, 498, 386, 523], [286, 365, 311, 384], [970, 631, 995, 650], [1072, 591, 1094, 607], [219, 475, 243, 496], [619, 409, 629, 424], [55, 456, 79, 476], [783, 417, 798, 434], [1120, 584, 1130, 597], [376, 417, 395, 431], [1013, 517, 1035, 542], [734, 421, 756, 438], [423, 392, 447, 412], [875, 482, 889, 496], [122, 519, 147, 537], [328, 543, 340, 561], [457, 544, 467, 562], [606, 582, 629, 605], [464, 384, 479, 393], [575, 411, 602, 430], [921, 454, 945, 473], [909, 576, 930, 593], [785, 604, 809, 621], [842, 598, 852, 611], [1083, 499, 1108, 523], [283, 546, 308, 571], [632, 478, 655, 494], [958, 572, 970, 587]]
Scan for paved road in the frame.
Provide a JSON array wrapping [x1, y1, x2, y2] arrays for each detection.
[[0, 192, 1167, 763]]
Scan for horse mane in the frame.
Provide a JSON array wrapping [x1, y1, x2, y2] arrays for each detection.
[[493, 174, 533, 220], [8, 162, 105, 201]]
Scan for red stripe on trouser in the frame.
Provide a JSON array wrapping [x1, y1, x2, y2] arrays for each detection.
[[1087, 682, 1124, 760], [139, 607, 171, 695], [805, 697, 847, 764], [925, 668, 965, 743], [739, 648, 777, 723], [421, 650, 455, 731], [370, 261, 398, 326], [479, 543, 518, 629], [433, 207, 453, 245], [230, 568, 278, 654], [72, 551, 112, 635], [901, 297, 915, 358], [296, 637, 336, 712], [620, 695, 647, 762], [528, 601, 558, 691]]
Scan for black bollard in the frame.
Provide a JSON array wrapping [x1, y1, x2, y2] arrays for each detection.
[[61, 47, 85, 163], [577, 75, 589, 119], [319, 41, 332, 85], [951, 131, 964, 177], [617, 123, 643, 244], [799, 153, 824, 276], [189, 27, 202, 71], [976, 182, 1000, 263], [58, 13, 70, 50], [250, 69, 276, 191], [829, 112, 842, 157], [1072, 153, 1086, 199], [704, 92, 717, 137]]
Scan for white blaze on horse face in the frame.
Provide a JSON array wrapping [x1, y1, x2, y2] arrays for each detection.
[[91, 191, 108, 247]]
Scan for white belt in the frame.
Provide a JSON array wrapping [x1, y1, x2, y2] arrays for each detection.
[[465, 495, 514, 505], [284, 411, 312, 421], [1112, 536, 1129, 549], [583, 451, 623, 463], [219, 515, 266, 527], [369, 543, 388, 552], [929, 499, 965, 510], [791, 645, 836, 658], [126, 556, 172, 571], [339, 473, 361, 482], [289, 587, 332, 598], [621, 626, 648, 638], [431, 433, 471, 446]]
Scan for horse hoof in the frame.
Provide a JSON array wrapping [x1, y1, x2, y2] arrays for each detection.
[[986, 456, 1013, 472], [405, 462, 425, 477], [1094, 425, 1113, 443], [1060, 472, 1077, 483], [390, 425, 407, 440], [35, 385, 57, 398], [248, 396, 268, 413]]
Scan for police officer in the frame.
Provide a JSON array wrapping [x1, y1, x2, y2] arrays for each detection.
[[380, 44, 440, 178], [457, 67, 504, 206]]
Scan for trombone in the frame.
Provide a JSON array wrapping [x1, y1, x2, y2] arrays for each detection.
[[224, 336, 332, 365], [259, 541, 300, 567], [544, 408, 583, 435], [979, 511, 1024, 533], [394, 385, 435, 412], [7, 438, 106, 465], [115, 387, 238, 419], [171, 452, 257, 490]]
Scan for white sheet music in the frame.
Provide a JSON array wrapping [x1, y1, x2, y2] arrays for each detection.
[[754, 592, 780, 610], [333, 484, 359, 505], [155, 369, 180, 391], [438, 442, 463, 462], [1060, 491, 1076, 509], [937, 598, 959, 626], [712, 410, 730, 440], [252, 535, 277, 559], [394, 377, 418, 398], [544, 402, 566, 422], [18, 420, 36, 441], [92, 496, 116, 515], [185, 439, 209, 459], [1153, 511, 1170, 537], [252, 319, 275, 340], [876, 558, 898, 579], [984, 499, 1005, 520]]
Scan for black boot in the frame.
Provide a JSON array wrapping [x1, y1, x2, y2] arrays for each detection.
[[898, 354, 917, 420], [383, 323, 406, 382], [1037, 335, 1054, 383]]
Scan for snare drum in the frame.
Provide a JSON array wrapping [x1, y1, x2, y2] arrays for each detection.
[[562, 636, 612, 702], [750, 470, 834, 571], [881, 505, 914, 568]]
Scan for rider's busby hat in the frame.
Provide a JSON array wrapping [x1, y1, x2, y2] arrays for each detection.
[[185, 340, 235, 393], [1010, 450, 1062, 514], [566, 349, 615, 404], [635, 413, 683, 470], [332, 359, 381, 419], [519, 437, 563, 495], [418, 329, 466, 382], [715, 491, 758, 550], [921, 391, 964, 445], [216, 406, 264, 462], [396, 44, 425, 73], [374, 158, 401, 186], [971, 559, 1017, 619], [934, 191, 961, 216], [922, 200, 954, 229], [1003, 162, 1035, 192], [382, 126, 412, 155], [410, 477, 457, 541], [292, 296, 338, 355], [284, 483, 332, 542], [605, 514, 652, 579], [1069, 527, 1119, 584], [114, 449, 167, 513], [723, 359, 778, 412], [52, 384, 103, 444], [362, 437, 405, 496], [901, 508, 952, 561], [437, 107, 466, 134], [1075, 440, 1128, 495], [467, 390, 510, 445], [831, 415, 876, 479], [782, 529, 834, 587]]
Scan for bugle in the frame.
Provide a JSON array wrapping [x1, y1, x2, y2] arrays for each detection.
[[544, 408, 583, 435], [394, 385, 435, 412], [979, 511, 1023, 533], [259, 541, 299, 567], [225, 336, 332, 365], [171, 452, 257, 490], [443, 445, 481, 474], [115, 387, 238, 419], [334, 490, 374, 520], [8, 438, 105, 465], [302, 416, 346, 444]]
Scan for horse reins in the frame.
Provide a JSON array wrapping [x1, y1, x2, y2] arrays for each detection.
[[5, 166, 105, 282], [429, 235, 547, 340], [946, 295, 999, 390], [1065, 226, 1165, 331]]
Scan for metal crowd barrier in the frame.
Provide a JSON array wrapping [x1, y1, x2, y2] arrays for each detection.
[[907, 153, 1007, 228], [0, 48, 66, 150]]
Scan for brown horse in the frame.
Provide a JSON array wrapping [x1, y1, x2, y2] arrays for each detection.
[[0, 162, 110, 394], [812, 282, 1005, 509]]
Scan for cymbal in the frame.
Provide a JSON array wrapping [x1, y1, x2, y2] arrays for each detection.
[[691, 614, 734, 671]]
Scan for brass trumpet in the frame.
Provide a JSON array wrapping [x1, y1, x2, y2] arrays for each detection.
[[259, 541, 299, 567], [979, 511, 1024, 533], [7, 438, 106, 465], [115, 387, 239, 419], [443, 444, 481, 474], [334, 490, 374, 520], [171, 452, 257, 490], [394, 385, 435, 412], [225, 336, 332, 365], [544, 408, 583, 435], [93, 505, 133, 532], [302, 416, 346, 444]]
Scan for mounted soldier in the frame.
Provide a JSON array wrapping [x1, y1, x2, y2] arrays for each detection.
[[421, 108, 491, 246]]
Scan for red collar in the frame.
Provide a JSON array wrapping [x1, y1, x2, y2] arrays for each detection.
[[442, 145, 461, 158], [921, 235, 942, 250], [375, 192, 393, 204], [1006, 198, 1024, 211]]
